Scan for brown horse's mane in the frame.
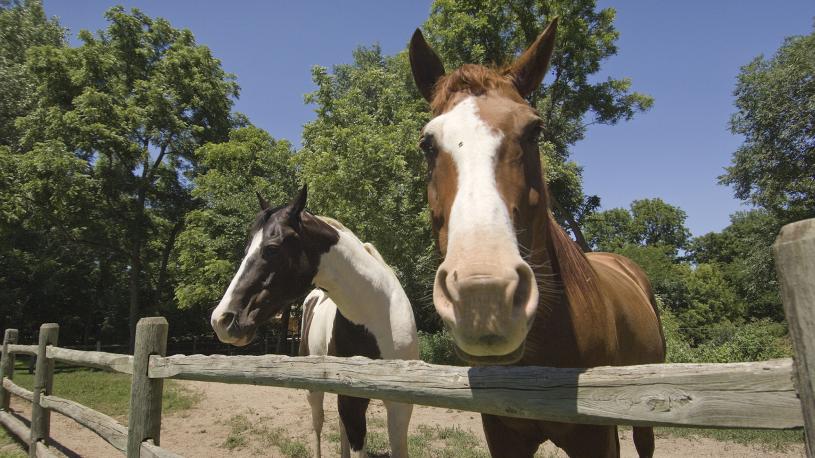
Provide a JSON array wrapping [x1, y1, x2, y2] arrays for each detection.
[[430, 64, 520, 114]]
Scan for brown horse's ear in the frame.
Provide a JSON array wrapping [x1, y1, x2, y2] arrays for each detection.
[[506, 17, 559, 98], [256, 191, 270, 211], [288, 184, 308, 220], [409, 28, 445, 102]]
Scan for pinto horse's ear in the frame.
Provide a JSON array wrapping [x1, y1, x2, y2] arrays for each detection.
[[506, 17, 558, 98], [288, 184, 308, 221], [256, 191, 270, 211], [409, 28, 445, 102]]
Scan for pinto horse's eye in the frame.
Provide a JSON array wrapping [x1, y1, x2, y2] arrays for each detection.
[[261, 244, 279, 260]]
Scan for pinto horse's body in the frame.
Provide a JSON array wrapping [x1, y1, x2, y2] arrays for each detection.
[[409, 18, 665, 457], [210, 190, 417, 458]]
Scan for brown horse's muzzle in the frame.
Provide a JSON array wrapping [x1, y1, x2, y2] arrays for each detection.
[[433, 251, 539, 363]]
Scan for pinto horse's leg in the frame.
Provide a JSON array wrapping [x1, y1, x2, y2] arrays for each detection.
[[633, 426, 655, 458], [550, 424, 619, 458], [383, 400, 412, 458], [306, 390, 325, 458], [481, 414, 542, 458], [338, 394, 370, 458]]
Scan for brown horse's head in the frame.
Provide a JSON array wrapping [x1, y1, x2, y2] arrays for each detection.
[[409, 19, 559, 364]]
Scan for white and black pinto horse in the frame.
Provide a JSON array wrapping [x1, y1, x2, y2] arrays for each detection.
[[210, 186, 418, 458]]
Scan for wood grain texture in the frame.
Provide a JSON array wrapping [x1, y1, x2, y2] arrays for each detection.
[[1, 329, 18, 410], [149, 354, 802, 429], [7, 344, 37, 356], [127, 317, 168, 458], [34, 440, 65, 458], [29, 324, 58, 458], [0, 410, 30, 445], [46, 347, 133, 374], [774, 217, 815, 457], [3, 378, 33, 402], [39, 394, 127, 452], [140, 439, 182, 458]]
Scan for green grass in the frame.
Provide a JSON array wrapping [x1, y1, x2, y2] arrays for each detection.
[[9, 361, 200, 420], [219, 412, 310, 458], [656, 426, 804, 452], [0, 427, 27, 458]]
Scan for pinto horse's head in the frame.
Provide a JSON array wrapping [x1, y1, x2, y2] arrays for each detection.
[[210, 185, 335, 346], [410, 19, 558, 364]]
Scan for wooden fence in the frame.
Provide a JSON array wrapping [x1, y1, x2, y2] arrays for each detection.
[[0, 219, 813, 457]]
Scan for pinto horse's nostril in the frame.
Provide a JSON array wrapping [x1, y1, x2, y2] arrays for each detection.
[[214, 312, 236, 331]]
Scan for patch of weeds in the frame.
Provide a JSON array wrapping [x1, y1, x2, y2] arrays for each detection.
[[0, 426, 27, 458], [657, 427, 804, 452], [365, 430, 390, 456], [410, 425, 489, 458], [326, 431, 341, 443], [368, 415, 386, 428], [220, 414, 252, 450]]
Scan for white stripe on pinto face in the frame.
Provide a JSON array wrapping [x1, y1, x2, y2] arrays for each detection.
[[211, 229, 263, 341], [426, 96, 516, 250]]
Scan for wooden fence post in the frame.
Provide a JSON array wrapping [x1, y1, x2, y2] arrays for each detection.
[[774, 218, 815, 457], [126, 317, 168, 458], [29, 323, 58, 457], [0, 329, 19, 410]]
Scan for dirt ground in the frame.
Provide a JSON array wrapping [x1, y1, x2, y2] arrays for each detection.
[[6, 380, 805, 457]]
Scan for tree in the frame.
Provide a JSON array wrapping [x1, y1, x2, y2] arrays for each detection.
[[583, 198, 690, 255], [0, 0, 64, 148], [12, 7, 240, 347], [688, 210, 782, 320], [298, 46, 440, 330], [720, 25, 815, 223], [175, 126, 296, 326]]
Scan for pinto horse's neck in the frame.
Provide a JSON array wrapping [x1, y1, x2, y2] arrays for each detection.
[[309, 217, 416, 359]]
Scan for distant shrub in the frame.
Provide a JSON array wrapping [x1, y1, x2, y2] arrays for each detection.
[[418, 329, 462, 366]]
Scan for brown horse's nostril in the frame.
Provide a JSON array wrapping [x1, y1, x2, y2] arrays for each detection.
[[513, 264, 534, 311]]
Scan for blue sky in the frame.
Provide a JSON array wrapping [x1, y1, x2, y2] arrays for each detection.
[[43, 1, 814, 237]]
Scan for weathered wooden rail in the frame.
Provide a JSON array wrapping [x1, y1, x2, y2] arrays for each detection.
[[0, 218, 813, 457]]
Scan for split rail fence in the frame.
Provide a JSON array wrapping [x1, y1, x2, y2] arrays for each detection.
[[0, 219, 813, 457]]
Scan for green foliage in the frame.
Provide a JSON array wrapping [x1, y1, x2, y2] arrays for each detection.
[[298, 46, 439, 329], [720, 24, 815, 223], [1, 6, 240, 342], [418, 328, 461, 365], [0, 0, 64, 148], [175, 126, 295, 314], [583, 198, 690, 255]]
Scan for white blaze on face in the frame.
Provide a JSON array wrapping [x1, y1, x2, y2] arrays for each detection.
[[426, 96, 516, 253], [210, 229, 264, 337], [429, 96, 539, 360]]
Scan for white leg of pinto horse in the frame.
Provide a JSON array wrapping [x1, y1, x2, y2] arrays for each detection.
[[384, 400, 412, 458], [307, 390, 324, 458]]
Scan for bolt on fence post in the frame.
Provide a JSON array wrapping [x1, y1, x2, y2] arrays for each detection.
[[127, 317, 168, 458], [0, 329, 19, 411], [774, 218, 815, 458], [29, 323, 58, 458]]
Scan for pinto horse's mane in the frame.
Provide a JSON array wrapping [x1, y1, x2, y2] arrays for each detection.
[[315, 216, 395, 274], [433, 63, 605, 323]]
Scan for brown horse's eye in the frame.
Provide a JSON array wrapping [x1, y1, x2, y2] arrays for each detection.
[[419, 134, 437, 158]]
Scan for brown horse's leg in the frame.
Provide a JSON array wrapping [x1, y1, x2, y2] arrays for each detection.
[[481, 414, 542, 458], [550, 424, 619, 458], [337, 395, 370, 454], [633, 427, 655, 458]]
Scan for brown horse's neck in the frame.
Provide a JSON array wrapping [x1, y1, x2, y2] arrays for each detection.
[[523, 206, 612, 367]]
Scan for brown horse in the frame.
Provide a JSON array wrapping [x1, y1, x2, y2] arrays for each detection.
[[409, 18, 665, 457]]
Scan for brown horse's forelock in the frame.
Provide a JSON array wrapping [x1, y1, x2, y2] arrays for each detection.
[[430, 64, 523, 115], [431, 63, 607, 342]]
